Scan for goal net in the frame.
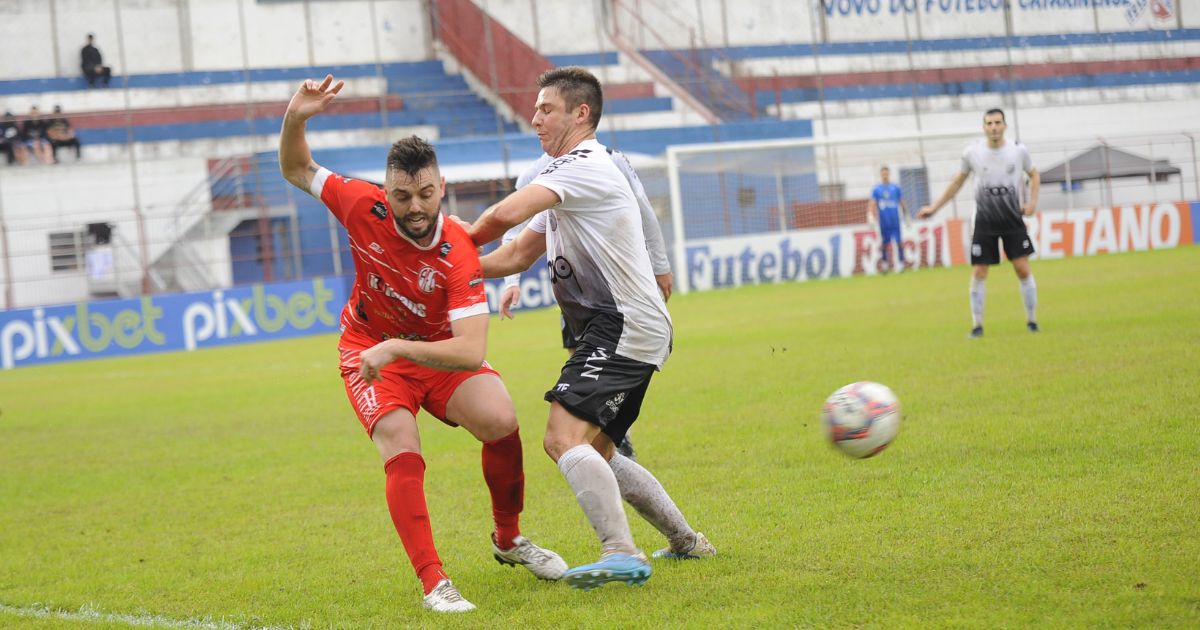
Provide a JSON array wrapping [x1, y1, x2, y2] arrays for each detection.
[[664, 131, 978, 294]]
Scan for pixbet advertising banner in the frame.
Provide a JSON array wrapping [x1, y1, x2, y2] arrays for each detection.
[[0, 277, 351, 370], [0, 269, 558, 370]]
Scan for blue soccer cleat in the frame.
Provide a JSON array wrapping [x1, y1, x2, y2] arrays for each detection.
[[562, 553, 652, 591]]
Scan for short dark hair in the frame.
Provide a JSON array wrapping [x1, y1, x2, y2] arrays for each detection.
[[537, 66, 603, 129], [387, 135, 439, 177], [984, 108, 1006, 122]]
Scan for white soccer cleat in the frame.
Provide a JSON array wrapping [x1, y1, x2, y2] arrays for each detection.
[[652, 532, 717, 560], [422, 579, 476, 613], [493, 534, 568, 580]]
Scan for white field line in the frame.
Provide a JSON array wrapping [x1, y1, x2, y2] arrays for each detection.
[[0, 602, 299, 630]]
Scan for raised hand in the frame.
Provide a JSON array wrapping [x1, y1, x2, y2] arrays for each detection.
[[286, 74, 344, 122]]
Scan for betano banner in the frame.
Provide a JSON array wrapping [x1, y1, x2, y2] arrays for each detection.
[[2, 201, 1194, 368]]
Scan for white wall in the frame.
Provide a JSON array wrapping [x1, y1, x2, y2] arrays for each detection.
[[0, 158, 210, 307], [0, 0, 430, 80]]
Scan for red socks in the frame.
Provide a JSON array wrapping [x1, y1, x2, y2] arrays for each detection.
[[482, 429, 525, 549], [383, 451, 446, 595]]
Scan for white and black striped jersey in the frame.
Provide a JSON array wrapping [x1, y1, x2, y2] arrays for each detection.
[[961, 139, 1033, 233], [526, 139, 672, 368]]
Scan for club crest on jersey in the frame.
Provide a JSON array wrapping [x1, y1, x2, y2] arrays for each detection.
[[439, 242, 453, 257], [370, 202, 388, 220], [417, 265, 442, 293]]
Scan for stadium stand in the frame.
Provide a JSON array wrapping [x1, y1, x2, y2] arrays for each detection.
[[631, 29, 1200, 121]]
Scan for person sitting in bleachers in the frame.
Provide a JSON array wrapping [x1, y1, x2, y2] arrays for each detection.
[[46, 105, 81, 162], [81, 33, 112, 88], [22, 106, 55, 165], [0, 111, 23, 165]]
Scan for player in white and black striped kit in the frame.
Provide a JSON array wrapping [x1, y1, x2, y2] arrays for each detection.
[[920, 108, 1041, 337], [496, 149, 675, 461], [466, 67, 714, 591]]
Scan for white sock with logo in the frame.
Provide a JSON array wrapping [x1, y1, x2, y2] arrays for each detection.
[[970, 277, 987, 328], [557, 444, 637, 558], [609, 452, 696, 553], [1020, 275, 1038, 323]]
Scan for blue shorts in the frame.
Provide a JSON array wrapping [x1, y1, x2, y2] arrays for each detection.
[[880, 226, 903, 261]]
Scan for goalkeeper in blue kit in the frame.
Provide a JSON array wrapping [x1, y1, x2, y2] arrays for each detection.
[[869, 165, 910, 273]]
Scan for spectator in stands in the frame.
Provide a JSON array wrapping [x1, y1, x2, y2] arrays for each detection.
[[918, 108, 1040, 337], [81, 33, 112, 88], [868, 165, 910, 273], [46, 105, 82, 162], [22, 106, 55, 165], [0, 111, 23, 165]]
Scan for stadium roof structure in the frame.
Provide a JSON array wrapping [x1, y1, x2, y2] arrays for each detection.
[[1040, 145, 1181, 184]]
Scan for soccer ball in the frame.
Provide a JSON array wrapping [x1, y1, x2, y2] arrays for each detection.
[[823, 382, 901, 458]]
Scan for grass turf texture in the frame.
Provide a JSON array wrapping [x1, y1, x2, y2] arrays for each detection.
[[1, 247, 1198, 629]]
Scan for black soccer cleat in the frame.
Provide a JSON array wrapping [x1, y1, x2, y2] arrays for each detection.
[[617, 436, 636, 461], [1027, 321, 1040, 333], [969, 326, 983, 338]]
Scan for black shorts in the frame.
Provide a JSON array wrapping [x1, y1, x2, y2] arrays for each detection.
[[971, 230, 1035, 265], [544, 341, 656, 447], [560, 314, 579, 350]]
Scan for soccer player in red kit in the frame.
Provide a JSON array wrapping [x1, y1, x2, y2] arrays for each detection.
[[279, 75, 566, 613]]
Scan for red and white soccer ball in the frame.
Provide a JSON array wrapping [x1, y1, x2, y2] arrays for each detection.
[[823, 381, 901, 458]]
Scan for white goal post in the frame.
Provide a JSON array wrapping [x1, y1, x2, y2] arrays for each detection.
[[664, 130, 979, 295]]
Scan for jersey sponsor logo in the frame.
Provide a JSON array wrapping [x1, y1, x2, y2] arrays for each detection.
[[367, 273, 382, 290], [370, 201, 388, 220], [383, 285, 427, 317], [417, 265, 441, 293], [382, 331, 426, 342], [548, 256, 574, 282], [984, 185, 1016, 197], [539, 148, 593, 176], [581, 346, 609, 380]]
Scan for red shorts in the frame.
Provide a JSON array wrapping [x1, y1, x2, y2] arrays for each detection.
[[338, 330, 500, 436]]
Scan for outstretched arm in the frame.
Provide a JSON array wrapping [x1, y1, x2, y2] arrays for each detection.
[[279, 75, 344, 192], [918, 172, 969, 219], [480, 226, 547, 279], [468, 185, 560, 246]]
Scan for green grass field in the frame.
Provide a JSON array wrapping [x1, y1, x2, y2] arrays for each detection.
[[2, 247, 1198, 629]]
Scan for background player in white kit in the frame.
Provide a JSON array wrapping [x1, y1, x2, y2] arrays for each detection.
[[497, 149, 674, 461], [919, 108, 1041, 337], [465, 67, 715, 591]]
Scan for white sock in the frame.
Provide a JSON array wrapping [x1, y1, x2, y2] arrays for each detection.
[[557, 444, 637, 557], [1020, 275, 1037, 323], [970, 277, 987, 328], [609, 453, 696, 553]]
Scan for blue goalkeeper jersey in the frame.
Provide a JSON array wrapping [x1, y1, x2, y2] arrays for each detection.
[[871, 183, 903, 229]]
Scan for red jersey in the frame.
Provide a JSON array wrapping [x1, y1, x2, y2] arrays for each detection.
[[313, 168, 489, 342]]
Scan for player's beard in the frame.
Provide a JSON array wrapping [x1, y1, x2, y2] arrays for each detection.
[[397, 210, 436, 242]]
